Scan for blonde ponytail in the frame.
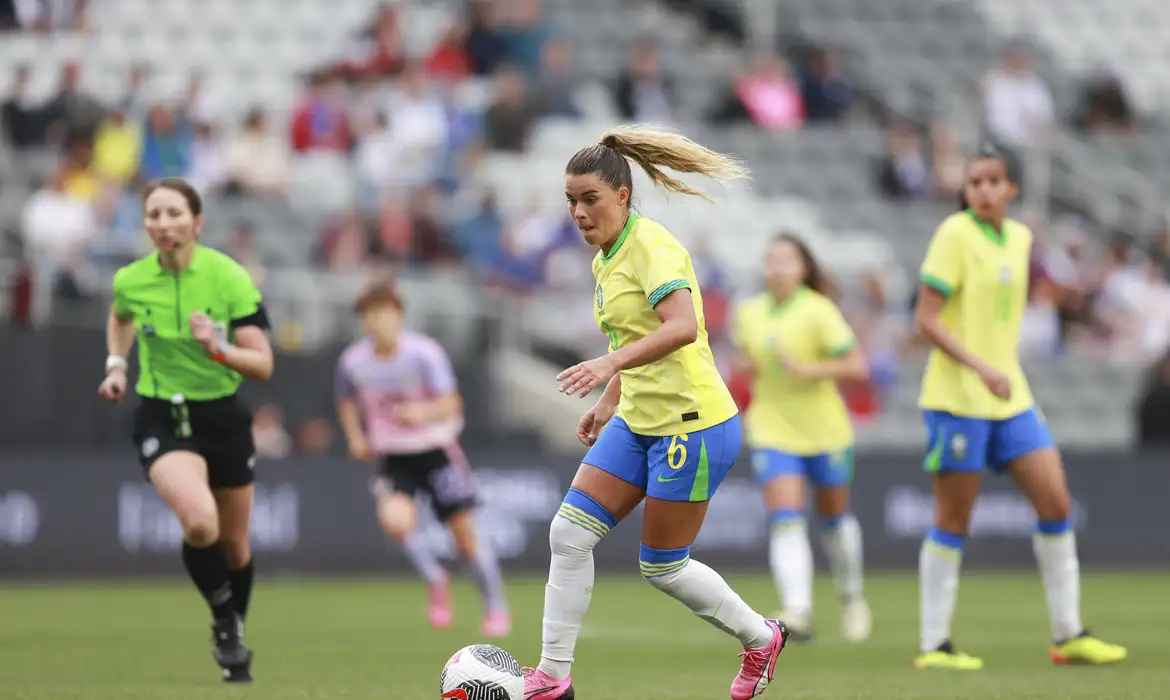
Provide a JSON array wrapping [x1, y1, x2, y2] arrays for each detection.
[[598, 125, 750, 201]]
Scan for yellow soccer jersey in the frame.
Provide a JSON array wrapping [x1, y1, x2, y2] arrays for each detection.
[[733, 288, 857, 454], [592, 213, 738, 436], [918, 210, 1035, 420]]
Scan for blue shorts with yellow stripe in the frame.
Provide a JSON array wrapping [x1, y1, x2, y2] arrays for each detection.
[[583, 415, 741, 501], [922, 407, 1054, 474]]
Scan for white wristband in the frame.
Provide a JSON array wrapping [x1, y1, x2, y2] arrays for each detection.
[[105, 355, 128, 374]]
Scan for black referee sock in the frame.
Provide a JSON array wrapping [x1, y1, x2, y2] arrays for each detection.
[[229, 560, 254, 621], [181, 542, 235, 620]]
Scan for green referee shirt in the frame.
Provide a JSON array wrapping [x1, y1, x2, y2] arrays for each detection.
[[112, 245, 268, 400]]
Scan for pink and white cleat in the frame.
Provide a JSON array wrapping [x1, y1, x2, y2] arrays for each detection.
[[481, 610, 512, 638], [729, 619, 790, 700], [521, 667, 574, 700], [427, 580, 453, 630]]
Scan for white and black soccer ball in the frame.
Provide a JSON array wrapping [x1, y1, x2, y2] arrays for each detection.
[[439, 644, 524, 700]]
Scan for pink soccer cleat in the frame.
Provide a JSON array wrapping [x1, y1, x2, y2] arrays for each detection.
[[729, 620, 789, 700], [427, 580, 453, 629], [481, 610, 512, 638], [521, 667, 574, 700]]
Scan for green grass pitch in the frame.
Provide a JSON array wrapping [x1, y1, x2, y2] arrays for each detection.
[[2, 572, 1168, 699]]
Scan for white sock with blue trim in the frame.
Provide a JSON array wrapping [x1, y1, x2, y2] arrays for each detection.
[[920, 527, 964, 653], [641, 544, 774, 649], [768, 509, 813, 622], [821, 512, 864, 602], [538, 489, 615, 681], [1033, 519, 1082, 642]]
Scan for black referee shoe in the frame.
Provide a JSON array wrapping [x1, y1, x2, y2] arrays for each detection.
[[212, 614, 253, 683]]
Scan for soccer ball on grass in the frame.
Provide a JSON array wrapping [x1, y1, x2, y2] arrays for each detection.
[[440, 644, 524, 700]]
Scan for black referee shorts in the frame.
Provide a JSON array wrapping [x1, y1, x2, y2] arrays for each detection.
[[132, 395, 256, 489], [372, 448, 478, 522]]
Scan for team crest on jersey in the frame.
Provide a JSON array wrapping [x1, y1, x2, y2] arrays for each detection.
[[595, 283, 604, 309], [950, 433, 967, 461], [999, 266, 1011, 283]]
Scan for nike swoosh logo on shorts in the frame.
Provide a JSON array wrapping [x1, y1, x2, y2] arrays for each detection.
[[657, 475, 682, 483]]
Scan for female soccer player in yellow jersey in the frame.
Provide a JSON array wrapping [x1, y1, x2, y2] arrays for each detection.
[[522, 126, 789, 700], [913, 147, 1127, 670], [733, 233, 872, 644]]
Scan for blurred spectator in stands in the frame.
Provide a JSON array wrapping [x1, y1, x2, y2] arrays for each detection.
[[1019, 275, 1062, 359], [427, 19, 473, 81], [295, 418, 335, 455], [0, 0, 18, 29], [661, 0, 744, 44], [1074, 68, 1134, 135], [408, 185, 455, 264], [375, 193, 413, 262], [454, 190, 505, 272], [91, 181, 141, 259], [1136, 350, 1170, 448], [800, 46, 852, 123], [382, 64, 448, 187], [2, 64, 44, 149], [929, 122, 965, 200], [981, 44, 1053, 149], [504, 0, 551, 76], [225, 107, 291, 199], [482, 65, 535, 152], [178, 73, 216, 128], [21, 168, 98, 289], [4, 0, 86, 31], [1148, 226, 1170, 273], [709, 51, 803, 131], [40, 62, 104, 144], [60, 138, 98, 202], [91, 106, 142, 186], [290, 72, 352, 154], [139, 105, 192, 181], [316, 208, 372, 271], [876, 120, 930, 200], [615, 41, 676, 124], [532, 37, 580, 118], [253, 403, 292, 459], [853, 269, 910, 394], [466, 0, 509, 77], [225, 221, 266, 287], [356, 111, 402, 207], [1037, 219, 1098, 336], [350, 75, 385, 136], [117, 63, 151, 122], [340, 2, 406, 79], [186, 123, 228, 194]]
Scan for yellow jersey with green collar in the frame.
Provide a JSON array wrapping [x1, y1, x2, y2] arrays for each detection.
[[732, 287, 857, 454], [592, 213, 737, 436], [918, 210, 1034, 419]]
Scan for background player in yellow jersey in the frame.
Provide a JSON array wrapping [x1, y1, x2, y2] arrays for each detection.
[[522, 126, 789, 700], [733, 233, 871, 644], [913, 147, 1127, 670]]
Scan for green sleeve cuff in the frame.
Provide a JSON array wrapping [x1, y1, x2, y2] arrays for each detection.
[[828, 338, 858, 357], [648, 279, 691, 307], [919, 273, 953, 297]]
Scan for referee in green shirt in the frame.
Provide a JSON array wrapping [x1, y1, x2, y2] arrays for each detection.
[[98, 178, 274, 683]]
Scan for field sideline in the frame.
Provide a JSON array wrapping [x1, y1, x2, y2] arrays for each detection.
[[2, 572, 1168, 699]]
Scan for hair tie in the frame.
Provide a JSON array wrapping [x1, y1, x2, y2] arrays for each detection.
[[600, 134, 619, 149]]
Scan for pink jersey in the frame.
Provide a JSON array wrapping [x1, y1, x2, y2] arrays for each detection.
[[335, 332, 464, 455]]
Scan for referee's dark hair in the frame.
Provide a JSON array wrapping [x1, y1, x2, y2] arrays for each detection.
[[143, 177, 204, 216], [957, 144, 1018, 211], [354, 276, 404, 314]]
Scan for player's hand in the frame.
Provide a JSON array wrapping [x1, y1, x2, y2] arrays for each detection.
[[189, 311, 217, 353], [558, 355, 618, 398], [98, 369, 127, 403], [348, 436, 373, 461], [778, 355, 816, 379], [577, 400, 616, 447], [976, 364, 1012, 400]]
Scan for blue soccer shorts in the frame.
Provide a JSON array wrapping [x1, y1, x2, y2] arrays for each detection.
[[922, 407, 1055, 474], [749, 447, 855, 488], [583, 415, 742, 502]]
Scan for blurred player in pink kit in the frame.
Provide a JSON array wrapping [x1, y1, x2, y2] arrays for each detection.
[[335, 278, 510, 637]]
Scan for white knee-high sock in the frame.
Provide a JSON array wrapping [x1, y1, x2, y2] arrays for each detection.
[[920, 527, 964, 653], [768, 512, 813, 620], [821, 512, 864, 602], [642, 544, 774, 649], [1033, 519, 1083, 642], [538, 492, 613, 680]]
